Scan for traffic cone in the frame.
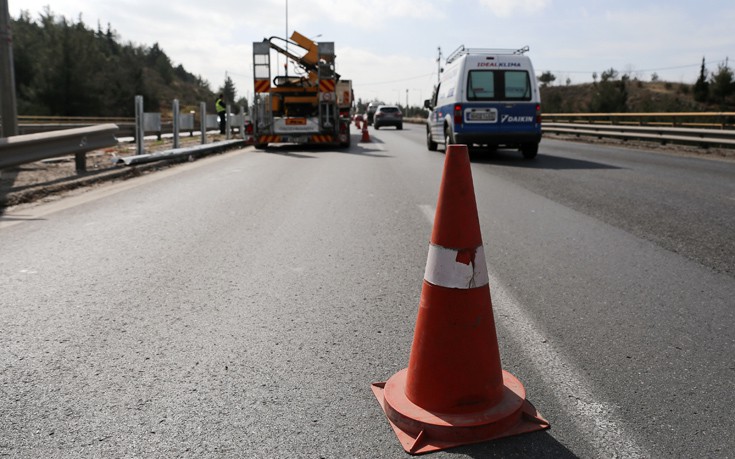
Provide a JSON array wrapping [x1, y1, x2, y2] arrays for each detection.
[[360, 120, 370, 142], [371, 144, 549, 455]]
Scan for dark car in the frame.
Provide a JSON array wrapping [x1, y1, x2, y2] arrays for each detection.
[[373, 105, 403, 130]]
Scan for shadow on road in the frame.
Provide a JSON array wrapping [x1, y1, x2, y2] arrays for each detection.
[[468, 148, 621, 170], [256, 135, 393, 159], [449, 430, 580, 458]]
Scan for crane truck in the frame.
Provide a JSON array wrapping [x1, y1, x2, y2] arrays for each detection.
[[252, 31, 353, 149]]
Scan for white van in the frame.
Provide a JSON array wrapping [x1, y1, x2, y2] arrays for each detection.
[[424, 46, 542, 159]]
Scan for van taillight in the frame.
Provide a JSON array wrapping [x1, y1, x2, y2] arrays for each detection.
[[535, 104, 542, 124], [454, 104, 463, 125]]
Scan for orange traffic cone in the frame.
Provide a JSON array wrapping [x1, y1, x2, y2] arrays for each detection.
[[360, 120, 370, 142], [371, 144, 549, 455]]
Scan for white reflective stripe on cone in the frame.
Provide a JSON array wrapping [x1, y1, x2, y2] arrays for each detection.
[[423, 244, 489, 289]]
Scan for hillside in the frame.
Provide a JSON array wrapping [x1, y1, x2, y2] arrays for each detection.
[[12, 9, 243, 118], [540, 79, 735, 114]]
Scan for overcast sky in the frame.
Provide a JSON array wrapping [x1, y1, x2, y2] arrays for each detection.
[[11, 0, 735, 107]]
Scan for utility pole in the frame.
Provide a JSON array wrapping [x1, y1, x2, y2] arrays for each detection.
[[436, 47, 442, 85], [285, 0, 288, 77], [0, 0, 18, 137]]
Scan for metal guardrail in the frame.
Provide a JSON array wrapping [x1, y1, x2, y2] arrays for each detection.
[[0, 124, 119, 172], [543, 112, 735, 148], [114, 139, 247, 166], [543, 123, 735, 147], [543, 112, 735, 129], [4, 95, 251, 177]]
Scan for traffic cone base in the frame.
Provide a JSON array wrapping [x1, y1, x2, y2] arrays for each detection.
[[372, 370, 548, 455]]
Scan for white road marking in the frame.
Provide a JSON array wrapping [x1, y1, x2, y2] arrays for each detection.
[[418, 204, 435, 224], [418, 204, 647, 457]]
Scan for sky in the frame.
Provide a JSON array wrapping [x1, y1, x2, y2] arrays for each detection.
[[10, 0, 735, 107]]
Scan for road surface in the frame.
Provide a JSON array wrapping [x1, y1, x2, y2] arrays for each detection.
[[1, 124, 734, 458]]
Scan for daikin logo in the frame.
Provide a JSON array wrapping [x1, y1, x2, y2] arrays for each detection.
[[502, 115, 534, 123]]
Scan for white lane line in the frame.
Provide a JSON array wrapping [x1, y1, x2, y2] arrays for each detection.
[[418, 204, 435, 224], [418, 204, 648, 458]]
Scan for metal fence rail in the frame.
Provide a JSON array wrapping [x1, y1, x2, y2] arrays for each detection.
[[543, 112, 735, 129], [3, 95, 252, 176], [0, 124, 119, 171], [543, 112, 735, 148]]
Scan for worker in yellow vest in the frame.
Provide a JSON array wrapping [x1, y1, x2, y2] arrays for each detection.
[[216, 94, 226, 134]]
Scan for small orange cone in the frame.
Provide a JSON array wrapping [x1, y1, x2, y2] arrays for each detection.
[[360, 120, 370, 142], [371, 144, 549, 455]]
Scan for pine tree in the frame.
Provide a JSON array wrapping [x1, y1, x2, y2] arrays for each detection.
[[693, 57, 709, 103]]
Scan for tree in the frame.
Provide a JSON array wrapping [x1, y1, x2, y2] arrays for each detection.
[[538, 71, 556, 87], [709, 60, 734, 104], [600, 68, 619, 82], [235, 96, 249, 113], [12, 7, 216, 117], [693, 57, 709, 103], [220, 76, 237, 106], [589, 68, 627, 113]]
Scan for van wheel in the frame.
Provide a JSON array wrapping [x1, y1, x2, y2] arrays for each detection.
[[444, 127, 454, 150], [426, 128, 438, 151], [521, 143, 538, 159]]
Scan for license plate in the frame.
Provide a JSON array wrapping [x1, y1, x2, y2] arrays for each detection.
[[468, 110, 496, 121], [285, 117, 307, 125]]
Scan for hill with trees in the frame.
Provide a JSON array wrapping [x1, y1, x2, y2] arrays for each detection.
[[538, 61, 735, 114], [12, 8, 246, 118]]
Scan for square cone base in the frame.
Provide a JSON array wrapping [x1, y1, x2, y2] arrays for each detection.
[[371, 371, 549, 455]]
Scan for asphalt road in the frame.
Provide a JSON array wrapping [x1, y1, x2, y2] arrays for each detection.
[[1, 124, 733, 458]]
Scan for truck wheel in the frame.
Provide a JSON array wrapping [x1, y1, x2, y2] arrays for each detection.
[[255, 143, 268, 150], [398, 124, 403, 130], [521, 143, 538, 159], [426, 128, 438, 151]]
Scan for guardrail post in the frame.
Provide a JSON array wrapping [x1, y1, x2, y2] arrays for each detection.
[[0, 0, 18, 137], [74, 152, 86, 173], [200, 101, 207, 145], [135, 95, 144, 155], [226, 104, 232, 140], [173, 99, 180, 149]]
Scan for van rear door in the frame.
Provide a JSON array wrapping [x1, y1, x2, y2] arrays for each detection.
[[457, 67, 540, 142]]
